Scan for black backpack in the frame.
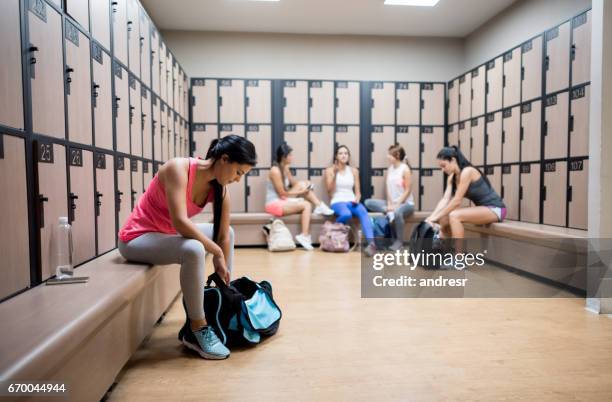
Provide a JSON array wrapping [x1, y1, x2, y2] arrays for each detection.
[[409, 221, 444, 269]]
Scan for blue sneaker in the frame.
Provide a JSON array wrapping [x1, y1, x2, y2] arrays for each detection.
[[182, 326, 230, 360]]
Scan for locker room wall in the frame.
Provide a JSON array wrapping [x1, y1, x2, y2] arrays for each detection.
[[0, 0, 189, 301]]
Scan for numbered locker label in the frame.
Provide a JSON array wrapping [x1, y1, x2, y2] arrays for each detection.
[[571, 85, 586, 100], [30, 0, 47, 22], [520, 163, 531, 174], [569, 159, 584, 171], [116, 156, 125, 170], [95, 152, 107, 169], [65, 20, 79, 46], [69, 148, 83, 167], [543, 161, 557, 172], [38, 141, 54, 163]]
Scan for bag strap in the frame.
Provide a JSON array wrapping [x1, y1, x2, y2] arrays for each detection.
[[206, 272, 227, 289]]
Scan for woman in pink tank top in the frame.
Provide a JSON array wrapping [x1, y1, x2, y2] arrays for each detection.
[[118, 135, 257, 360]]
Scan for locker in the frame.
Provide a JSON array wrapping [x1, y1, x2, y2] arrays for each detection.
[[471, 117, 485, 166], [503, 47, 522, 108], [160, 104, 168, 161], [396, 82, 420, 125], [502, 107, 520, 163], [36, 142, 68, 280], [116, 156, 131, 228], [371, 82, 395, 125], [459, 74, 471, 121], [335, 125, 360, 168], [140, 9, 151, 87], [111, 0, 128, 65], [159, 42, 167, 102], [142, 87, 152, 159], [371, 169, 386, 200], [521, 36, 543, 101], [542, 161, 567, 226], [143, 161, 153, 190], [167, 53, 174, 110], [94, 152, 116, 255], [131, 159, 143, 208], [283, 80, 308, 124], [178, 70, 184, 117], [336, 81, 360, 125], [127, 0, 140, 77], [458, 122, 471, 160], [68, 148, 95, 266], [447, 124, 459, 148], [421, 83, 445, 126], [129, 75, 142, 156], [92, 45, 113, 150], [0, 0, 24, 130], [568, 158, 588, 229], [227, 180, 245, 213], [545, 22, 570, 94], [544, 91, 569, 160], [219, 124, 244, 138], [0, 135, 30, 300], [192, 79, 218, 123], [172, 62, 179, 113], [308, 169, 330, 206], [421, 127, 444, 168], [114, 62, 130, 153], [447, 79, 459, 125], [66, 0, 89, 30], [246, 169, 269, 213], [283, 125, 308, 168], [151, 29, 159, 95], [309, 125, 334, 168], [310, 81, 334, 124], [28, 1, 65, 138], [519, 162, 540, 223], [246, 125, 271, 167], [520, 100, 542, 162], [90, 0, 110, 50], [471, 66, 486, 117], [153, 96, 162, 160], [485, 166, 502, 199], [572, 11, 591, 86], [501, 164, 519, 220], [420, 169, 443, 212], [371, 126, 395, 169], [169, 113, 177, 158], [246, 80, 271, 124], [65, 21, 93, 145], [485, 113, 501, 165], [570, 84, 590, 157], [486, 57, 503, 113], [218, 79, 245, 123], [396, 126, 419, 168]]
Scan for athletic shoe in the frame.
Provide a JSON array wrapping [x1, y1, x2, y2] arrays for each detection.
[[363, 242, 377, 257], [182, 325, 230, 360], [386, 211, 395, 223], [389, 239, 404, 251], [313, 202, 335, 216], [295, 233, 314, 250]]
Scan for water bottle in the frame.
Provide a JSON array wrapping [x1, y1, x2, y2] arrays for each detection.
[[55, 217, 74, 279]]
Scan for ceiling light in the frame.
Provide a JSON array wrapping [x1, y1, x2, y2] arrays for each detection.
[[384, 0, 440, 6]]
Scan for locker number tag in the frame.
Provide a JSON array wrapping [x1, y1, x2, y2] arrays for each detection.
[[116, 157, 125, 170], [65, 21, 79, 47], [69, 148, 83, 167], [30, 0, 47, 23], [38, 142, 54, 164], [571, 86, 586, 100], [95, 153, 106, 169], [569, 159, 584, 171], [544, 162, 556, 172], [131, 160, 138, 172], [520, 164, 531, 174]]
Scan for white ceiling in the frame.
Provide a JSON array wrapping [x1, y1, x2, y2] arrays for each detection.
[[141, 0, 519, 38]]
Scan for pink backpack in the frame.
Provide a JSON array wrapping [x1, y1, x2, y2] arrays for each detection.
[[318, 221, 356, 253]]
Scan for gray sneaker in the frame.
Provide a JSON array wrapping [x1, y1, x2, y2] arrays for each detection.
[[363, 242, 377, 257], [183, 326, 230, 360]]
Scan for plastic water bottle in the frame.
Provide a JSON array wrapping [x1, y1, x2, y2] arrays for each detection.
[[55, 217, 74, 279]]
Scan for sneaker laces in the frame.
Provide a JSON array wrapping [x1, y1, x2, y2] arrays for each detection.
[[202, 327, 221, 346]]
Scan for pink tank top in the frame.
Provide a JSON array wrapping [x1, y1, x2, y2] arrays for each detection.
[[118, 158, 214, 242]]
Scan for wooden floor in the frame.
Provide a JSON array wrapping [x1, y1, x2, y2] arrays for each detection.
[[109, 249, 612, 402]]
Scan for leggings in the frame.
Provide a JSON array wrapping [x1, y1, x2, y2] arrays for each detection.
[[331, 201, 374, 242], [364, 199, 415, 242], [118, 223, 234, 322]]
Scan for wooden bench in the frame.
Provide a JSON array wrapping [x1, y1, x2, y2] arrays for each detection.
[[0, 250, 181, 402]]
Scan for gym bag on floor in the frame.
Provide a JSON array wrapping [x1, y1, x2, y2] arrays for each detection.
[[262, 219, 296, 252], [319, 221, 355, 252], [409, 221, 443, 269]]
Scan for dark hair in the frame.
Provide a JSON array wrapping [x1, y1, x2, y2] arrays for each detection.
[[388, 144, 411, 169], [274, 143, 293, 191], [205, 135, 257, 242], [436, 145, 490, 195], [333, 145, 351, 165]]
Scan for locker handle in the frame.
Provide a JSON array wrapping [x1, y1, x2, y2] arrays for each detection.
[[93, 82, 100, 107], [502, 130, 505, 144], [127, 21, 133, 32], [69, 193, 79, 222], [335, 98, 339, 108], [309, 142, 313, 152], [485, 82, 489, 94], [95, 192, 103, 217], [38, 195, 49, 229], [543, 121, 548, 136], [501, 186, 505, 198], [520, 127, 524, 141], [420, 99, 425, 110], [371, 99, 374, 108], [395, 99, 399, 109], [503, 75, 506, 88], [569, 115, 574, 132], [542, 186, 547, 201], [571, 44, 577, 61], [521, 66, 525, 81], [218, 96, 223, 106], [308, 97, 313, 108], [245, 96, 250, 107], [471, 88, 474, 100], [131, 190, 137, 205], [545, 56, 550, 71], [246, 186, 251, 197], [420, 142, 424, 153], [568, 186, 573, 202], [485, 134, 489, 146], [117, 191, 123, 211], [519, 186, 523, 200], [29, 45, 39, 79]]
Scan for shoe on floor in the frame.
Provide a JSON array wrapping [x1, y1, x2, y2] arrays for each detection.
[[389, 239, 404, 251], [313, 202, 335, 216], [182, 325, 230, 360], [363, 242, 377, 257], [295, 233, 314, 250]]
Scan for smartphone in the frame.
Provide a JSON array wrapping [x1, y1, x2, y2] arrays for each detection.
[[47, 276, 90, 285]]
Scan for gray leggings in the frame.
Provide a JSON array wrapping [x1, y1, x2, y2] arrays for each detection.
[[364, 199, 415, 242], [118, 223, 234, 321]]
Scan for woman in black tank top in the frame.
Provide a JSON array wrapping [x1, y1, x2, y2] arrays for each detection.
[[425, 146, 506, 239]]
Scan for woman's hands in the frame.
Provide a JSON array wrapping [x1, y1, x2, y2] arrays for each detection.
[[212, 247, 230, 285]]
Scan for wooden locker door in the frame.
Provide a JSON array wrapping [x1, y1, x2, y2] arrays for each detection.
[[219, 124, 244, 138], [153, 97, 161, 160], [0, 0, 24, 130], [503, 48, 522, 108], [421, 127, 444, 168], [167, 55, 174, 110], [131, 159, 143, 208], [192, 79, 218, 123], [309, 125, 334, 168], [485, 166, 502, 199], [142, 88, 152, 159], [218, 79, 244, 123], [92, 44, 113, 150], [486, 57, 503, 113], [545, 23, 570, 94], [159, 42, 167, 102], [66, 0, 89, 30], [520, 100, 542, 162], [246, 124, 271, 168], [0, 135, 30, 299], [371, 82, 395, 125], [90, 0, 110, 50], [283, 125, 308, 168], [471, 117, 485, 166], [116, 157, 131, 228], [192, 124, 217, 158], [486, 112, 502, 165], [471, 66, 486, 117], [143, 161, 152, 190], [572, 11, 591, 87], [310, 81, 334, 124], [151, 29, 159, 95], [140, 10, 151, 87], [336, 81, 359, 125], [246, 169, 269, 213], [396, 126, 419, 169], [160, 105, 168, 161], [522, 36, 543, 102], [335, 126, 360, 168], [371, 169, 386, 200], [95, 153, 116, 255], [127, 0, 140, 77], [501, 164, 519, 220], [371, 126, 395, 169], [458, 122, 471, 160], [308, 168, 330, 206], [421, 83, 444, 126], [227, 180, 245, 213], [459, 74, 471, 121], [396, 82, 420, 126], [447, 79, 459, 125], [283, 80, 308, 124], [171, 113, 178, 159], [29, 1, 65, 138], [37, 142, 68, 280], [568, 158, 587, 229], [544, 92, 569, 160], [68, 149, 95, 266], [420, 169, 443, 212], [570, 84, 589, 158], [65, 21, 93, 146], [520, 162, 540, 223], [111, 0, 128, 65], [129, 75, 142, 156], [502, 107, 520, 163], [114, 63, 130, 153], [246, 80, 271, 124], [542, 161, 567, 226], [447, 124, 459, 148]]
